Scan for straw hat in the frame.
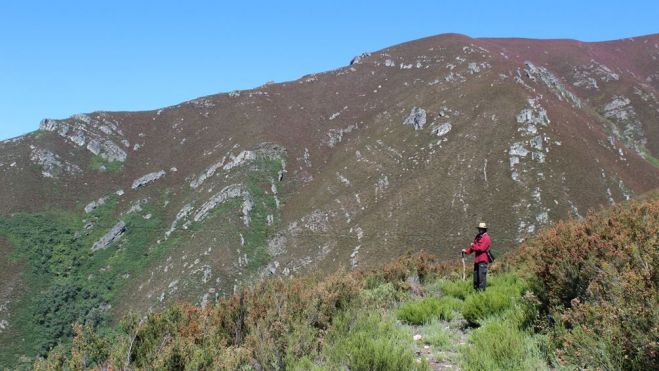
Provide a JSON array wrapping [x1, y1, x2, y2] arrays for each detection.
[[477, 222, 488, 229]]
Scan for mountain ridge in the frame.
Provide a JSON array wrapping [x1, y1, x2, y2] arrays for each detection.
[[0, 32, 658, 365]]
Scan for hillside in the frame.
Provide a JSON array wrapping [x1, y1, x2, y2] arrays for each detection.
[[0, 33, 658, 366], [32, 193, 659, 370]]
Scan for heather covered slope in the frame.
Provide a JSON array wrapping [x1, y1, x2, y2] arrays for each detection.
[[0, 33, 658, 365], [32, 193, 659, 370]]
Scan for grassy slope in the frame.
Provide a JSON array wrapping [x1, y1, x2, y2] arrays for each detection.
[[5, 193, 655, 370], [0, 158, 285, 368]]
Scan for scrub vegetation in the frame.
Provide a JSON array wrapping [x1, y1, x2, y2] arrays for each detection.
[[15, 195, 659, 370]]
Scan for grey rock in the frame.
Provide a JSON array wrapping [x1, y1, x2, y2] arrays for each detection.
[[40, 115, 127, 162], [190, 157, 226, 189], [165, 203, 194, 238], [131, 170, 166, 189], [325, 125, 355, 147], [91, 221, 126, 251], [530, 135, 544, 151], [403, 107, 427, 130], [431, 123, 452, 137], [84, 196, 108, 214], [87, 139, 127, 162], [222, 151, 256, 171], [602, 96, 647, 157], [193, 184, 244, 222], [509, 142, 529, 157], [29, 146, 81, 178], [524, 61, 582, 108], [222, 142, 286, 172], [69, 130, 87, 147], [573, 60, 619, 89], [516, 99, 550, 136], [350, 52, 371, 65], [242, 192, 254, 226]]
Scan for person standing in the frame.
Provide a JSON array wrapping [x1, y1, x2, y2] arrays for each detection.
[[462, 222, 491, 291]]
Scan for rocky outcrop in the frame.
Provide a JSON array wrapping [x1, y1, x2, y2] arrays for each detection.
[[403, 107, 427, 130], [602, 96, 647, 157], [572, 60, 619, 90], [84, 196, 108, 213], [91, 221, 126, 251], [193, 185, 246, 222], [223, 151, 257, 171], [39, 113, 128, 162], [86, 139, 127, 162], [516, 98, 550, 135], [131, 170, 166, 189], [190, 158, 226, 189], [29, 146, 81, 178], [431, 123, 452, 137], [350, 52, 371, 65], [190, 143, 286, 190], [165, 203, 194, 238], [325, 125, 355, 148], [510, 99, 553, 182], [524, 61, 582, 108], [223, 143, 286, 172]]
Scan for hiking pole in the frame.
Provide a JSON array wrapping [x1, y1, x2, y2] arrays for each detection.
[[461, 251, 466, 281]]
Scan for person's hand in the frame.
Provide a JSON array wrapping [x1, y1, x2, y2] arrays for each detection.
[[461, 249, 467, 253]]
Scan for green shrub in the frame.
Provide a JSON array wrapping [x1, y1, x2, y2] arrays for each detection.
[[461, 278, 526, 326], [397, 297, 440, 325], [462, 291, 509, 325], [488, 272, 527, 292], [434, 278, 474, 300], [360, 282, 406, 308], [420, 319, 451, 348], [287, 356, 328, 371], [397, 295, 463, 325], [436, 296, 464, 320], [324, 311, 428, 371], [460, 317, 547, 371], [89, 155, 123, 172]]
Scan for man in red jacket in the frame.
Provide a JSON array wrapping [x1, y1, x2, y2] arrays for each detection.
[[462, 222, 491, 291]]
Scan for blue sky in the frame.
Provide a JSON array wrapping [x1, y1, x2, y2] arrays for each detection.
[[1, 0, 657, 140]]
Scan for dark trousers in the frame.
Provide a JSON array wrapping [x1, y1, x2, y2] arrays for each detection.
[[473, 263, 488, 291]]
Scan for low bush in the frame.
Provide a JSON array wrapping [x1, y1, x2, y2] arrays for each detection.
[[462, 290, 510, 325], [397, 297, 440, 325], [433, 278, 473, 300], [421, 319, 451, 348], [397, 295, 463, 325], [89, 154, 123, 172], [359, 282, 406, 308], [461, 274, 527, 325], [460, 315, 547, 371], [522, 198, 659, 370], [324, 310, 428, 371]]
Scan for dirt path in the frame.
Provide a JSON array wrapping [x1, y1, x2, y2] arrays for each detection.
[[409, 318, 471, 370]]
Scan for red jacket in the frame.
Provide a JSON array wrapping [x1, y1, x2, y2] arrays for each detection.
[[465, 233, 491, 264]]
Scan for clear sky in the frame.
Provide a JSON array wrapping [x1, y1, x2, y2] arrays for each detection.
[[1, 0, 657, 140]]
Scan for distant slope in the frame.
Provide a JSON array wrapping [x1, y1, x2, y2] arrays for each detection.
[[0, 33, 658, 365], [32, 192, 659, 370]]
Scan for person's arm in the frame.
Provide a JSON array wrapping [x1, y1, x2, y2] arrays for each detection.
[[462, 241, 476, 255]]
